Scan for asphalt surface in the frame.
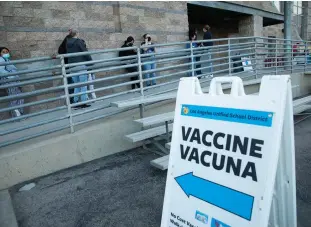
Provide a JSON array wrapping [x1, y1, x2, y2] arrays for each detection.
[[9, 115, 311, 227], [294, 115, 311, 227], [10, 149, 166, 227]]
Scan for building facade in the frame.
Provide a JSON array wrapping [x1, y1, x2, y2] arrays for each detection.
[[1, 1, 310, 59], [0, 1, 310, 119]]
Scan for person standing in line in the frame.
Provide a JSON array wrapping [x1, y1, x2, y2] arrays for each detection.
[[66, 29, 92, 108], [187, 33, 202, 78], [119, 36, 140, 90], [0, 47, 24, 118], [58, 30, 74, 104], [141, 33, 156, 87], [202, 25, 214, 77]]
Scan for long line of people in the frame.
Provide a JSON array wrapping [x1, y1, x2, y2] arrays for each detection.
[[1, 26, 213, 119]]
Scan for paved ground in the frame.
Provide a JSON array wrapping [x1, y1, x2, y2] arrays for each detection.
[[294, 115, 311, 227], [10, 149, 166, 227], [8, 114, 311, 227]]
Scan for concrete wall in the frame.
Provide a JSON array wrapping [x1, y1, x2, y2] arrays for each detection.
[[263, 24, 283, 38], [300, 1, 311, 41], [0, 1, 188, 58], [0, 1, 189, 120], [239, 15, 263, 37]]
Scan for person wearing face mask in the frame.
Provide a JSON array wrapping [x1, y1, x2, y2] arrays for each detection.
[[119, 36, 140, 90], [141, 33, 156, 86], [0, 47, 24, 118]]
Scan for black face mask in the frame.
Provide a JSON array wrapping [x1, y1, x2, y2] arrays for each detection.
[[147, 37, 151, 42]]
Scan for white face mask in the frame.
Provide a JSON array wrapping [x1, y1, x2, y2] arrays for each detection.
[[2, 53, 10, 60]]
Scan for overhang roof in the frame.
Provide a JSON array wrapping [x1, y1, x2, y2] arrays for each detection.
[[188, 1, 284, 26]]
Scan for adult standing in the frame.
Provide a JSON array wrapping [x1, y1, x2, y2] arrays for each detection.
[[0, 47, 24, 118], [202, 25, 214, 77], [141, 33, 156, 87], [58, 31, 74, 103], [187, 33, 202, 78], [119, 36, 140, 90], [66, 29, 92, 108]]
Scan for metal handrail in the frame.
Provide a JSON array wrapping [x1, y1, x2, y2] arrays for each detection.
[[1, 35, 311, 148]]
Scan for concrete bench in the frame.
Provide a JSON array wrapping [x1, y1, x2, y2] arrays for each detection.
[[134, 112, 174, 127], [150, 155, 170, 171], [125, 123, 173, 143]]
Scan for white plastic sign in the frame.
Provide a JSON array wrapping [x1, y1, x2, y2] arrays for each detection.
[[161, 76, 297, 227]]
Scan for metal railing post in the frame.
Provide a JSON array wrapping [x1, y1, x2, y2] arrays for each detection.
[[190, 42, 195, 77], [228, 39, 232, 76], [305, 41, 307, 72], [254, 38, 258, 79], [275, 39, 278, 75], [137, 47, 144, 118], [291, 40, 293, 73], [60, 56, 74, 133]]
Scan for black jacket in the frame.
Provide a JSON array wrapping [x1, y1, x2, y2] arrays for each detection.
[[66, 38, 92, 64], [119, 43, 136, 57], [203, 31, 213, 47], [119, 43, 137, 72], [58, 35, 71, 64]]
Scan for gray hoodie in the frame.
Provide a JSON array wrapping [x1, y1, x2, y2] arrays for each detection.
[[66, 37, 92, 64]]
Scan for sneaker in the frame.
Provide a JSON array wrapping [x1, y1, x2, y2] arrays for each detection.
[[14, 109, 21, 117]]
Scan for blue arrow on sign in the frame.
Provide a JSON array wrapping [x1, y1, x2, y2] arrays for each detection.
[[175, 172, 254, 221]]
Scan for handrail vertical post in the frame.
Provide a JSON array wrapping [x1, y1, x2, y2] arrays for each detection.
[[137, 47, 144, 118], [228, 39, 232, 76], [305, 41, 307, 72], [190, 42, 195, 77], [60, 56, 74, 133], [291, 40, 294, 73], [254, 37, 258, 78], [275, 38, 278, 75]]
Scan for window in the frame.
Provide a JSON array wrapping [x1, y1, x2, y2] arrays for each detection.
[[293, 1, 302, 15]]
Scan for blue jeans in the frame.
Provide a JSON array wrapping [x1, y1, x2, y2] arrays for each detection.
[[205, 51, 213, 74], [189, 56, 202, 77], [71, 66, 88, 103], [143, 63, 156, 86]]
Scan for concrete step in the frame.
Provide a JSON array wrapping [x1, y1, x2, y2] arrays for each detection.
[[134, 112, 174, 127], [111, 92, 176, 108], [293, 104, 311, 115], [125, 124, 173, 143], [293, 95, 311, 107], [150, 155, 170, 170]]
